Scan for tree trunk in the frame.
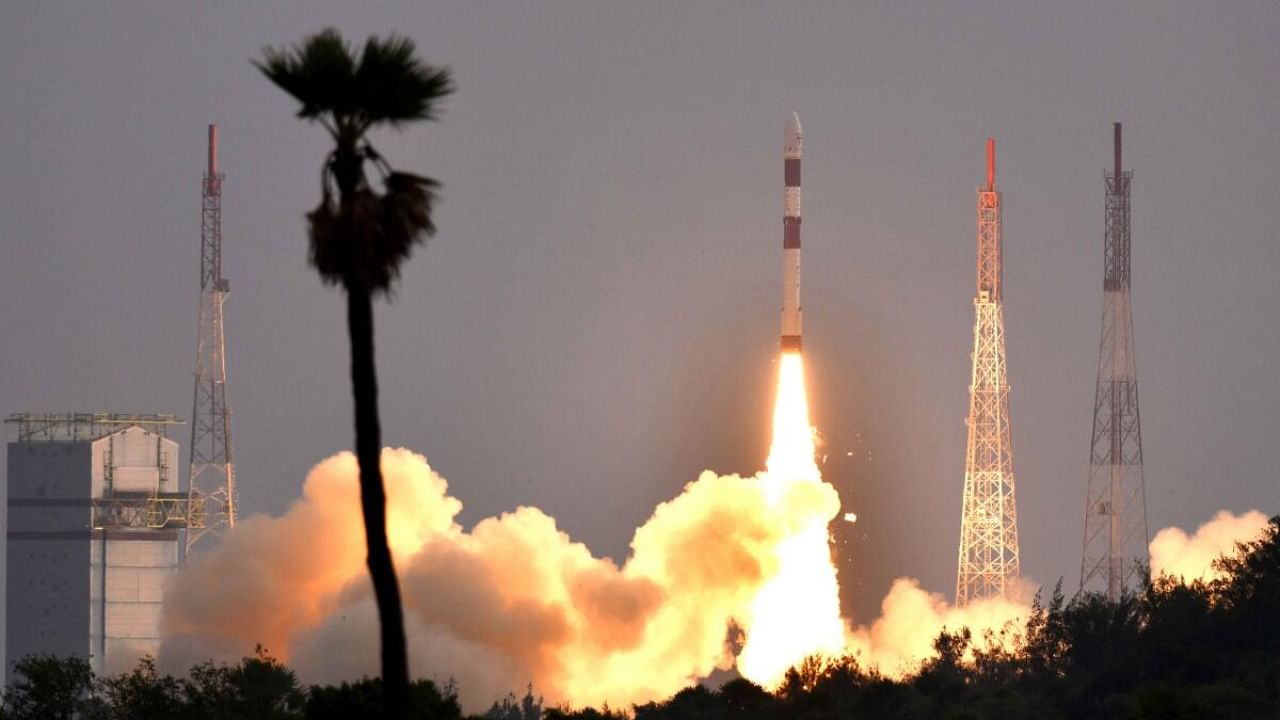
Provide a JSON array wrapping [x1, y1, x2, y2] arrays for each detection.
[[346, 283, 411, 717]]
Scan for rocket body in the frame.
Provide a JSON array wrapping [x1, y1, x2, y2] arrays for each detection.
[[781, 112, 803, 353]]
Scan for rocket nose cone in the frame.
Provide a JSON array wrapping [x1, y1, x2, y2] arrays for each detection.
[[787, 112, 802, 134]]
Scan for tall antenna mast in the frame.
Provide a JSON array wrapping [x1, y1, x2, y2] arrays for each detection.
[[956, 138, 1022, 606], [1081, 123, 1148, 598], [186, 124, 236, 554]]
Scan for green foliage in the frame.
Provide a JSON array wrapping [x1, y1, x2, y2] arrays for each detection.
[[1, 653, 454, 720], [544, 705, 627, 720], [716, 677, 776, 719], [95, 656, 184, 720], [2, 655, 98, 720], [176, 647, 305, 720], [304, 677, 461, 719], [484, 684, 542, 720]]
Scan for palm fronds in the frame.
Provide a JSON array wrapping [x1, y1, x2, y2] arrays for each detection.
[[255, 28, 454, 137], [258, 28, 453, 295], [307, 162, 439, 295]]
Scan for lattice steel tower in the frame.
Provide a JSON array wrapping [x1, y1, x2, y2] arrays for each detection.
[[186, 124, 236, 554], [1081, 123, 1148, 599], [956, 138, 1021, 606]]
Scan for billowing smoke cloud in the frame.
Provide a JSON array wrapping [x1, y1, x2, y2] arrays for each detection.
[[834, 507, 1274, 676], [161, 447, 1274, 711], [835, 510, 1278, 678], [162, 448, 839, 710], [845, 578, 1032, 677], [1149, 509, 1270, 583], [161, 451, 460, 665], [835, 510, 1276, 678]]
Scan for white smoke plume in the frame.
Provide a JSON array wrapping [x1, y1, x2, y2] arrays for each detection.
[[162, 448, 840, 711], [1149, 509, 1270, 584], [836, 509, 1275, 678], [844, 578, 1032, 677], [160, 445, 1273, 711]]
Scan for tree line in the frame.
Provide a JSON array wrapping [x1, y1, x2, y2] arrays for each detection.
[[0, 648, 463, 720]]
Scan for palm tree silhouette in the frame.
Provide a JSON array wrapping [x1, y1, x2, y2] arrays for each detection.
[[255, 29, 453, 717]]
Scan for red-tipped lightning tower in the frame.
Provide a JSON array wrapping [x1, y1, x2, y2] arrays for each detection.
[[781, 112, 803, 353], [1081, 122, 1148, 599], [956, 138, 1022, 606], [185, 124, 237, 555]]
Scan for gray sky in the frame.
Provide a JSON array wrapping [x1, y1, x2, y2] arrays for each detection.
[[2, 1, 1278, 621]]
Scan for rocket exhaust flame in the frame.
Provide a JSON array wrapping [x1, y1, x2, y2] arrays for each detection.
[[766, 354, 819, 482], [737, 353, 845, 686]]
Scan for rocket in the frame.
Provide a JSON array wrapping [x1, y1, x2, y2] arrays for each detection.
[[780, 112, 803, 353]]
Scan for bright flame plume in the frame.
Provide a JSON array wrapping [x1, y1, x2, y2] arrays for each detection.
[[736, 352, 846, 686]]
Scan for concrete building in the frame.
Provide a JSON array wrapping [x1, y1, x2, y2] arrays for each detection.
[[4, 413, 187, 681]]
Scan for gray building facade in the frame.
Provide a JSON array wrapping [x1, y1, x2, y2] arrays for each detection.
[[4, 414, 183, 682]]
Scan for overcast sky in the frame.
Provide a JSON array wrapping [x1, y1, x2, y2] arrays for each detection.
[[2, 1, 1278, 620]]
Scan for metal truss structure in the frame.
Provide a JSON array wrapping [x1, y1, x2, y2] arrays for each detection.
[[92, 495, 198, 530], [5, 413, 202, 532], [5, 413, 183, 442], [1081, 123, 1148, 599], [186, 125, 236, 554], [956, 139, 1022, 606]]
